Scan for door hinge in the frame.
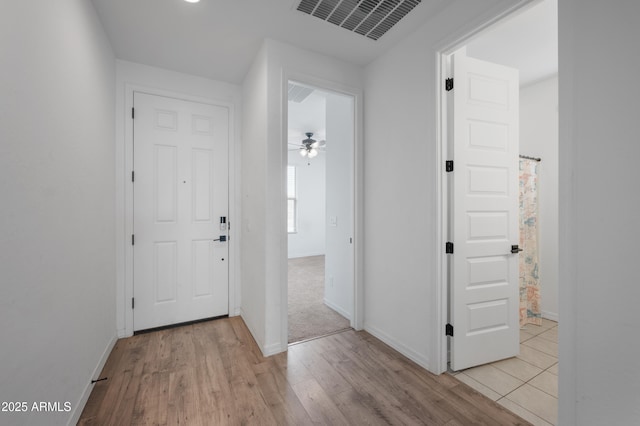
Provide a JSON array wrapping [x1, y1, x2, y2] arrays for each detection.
[[446, 160, 454, 172], [131, 171, 135, 182], [131, 107, 135, 119], [132, 298, 135, 309], [132, 234, 135, 246], [445, 78, 454, 91], [446, 242, 454, 254], [446, 323, 454, 336]]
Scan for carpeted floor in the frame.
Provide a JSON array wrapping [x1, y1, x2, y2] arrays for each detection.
[[288, 255, 350, 343]]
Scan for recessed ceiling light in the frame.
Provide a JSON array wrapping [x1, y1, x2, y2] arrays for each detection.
[[184, 0, 200, 3]]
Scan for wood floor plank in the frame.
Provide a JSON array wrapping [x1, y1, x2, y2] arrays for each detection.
[[332, 388, 396, 426], [319, 348, 426, 424], [277, 346, 317, 387], [291, 378, 351, 425], [292, 342, 353, 396], [326, 333, 457, 424], [79, 318, 530, 425], [254, 367, 312, 425]]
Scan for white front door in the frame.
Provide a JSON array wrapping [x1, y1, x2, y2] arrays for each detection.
[[133, 92, 229, 331], [449, 51, 520, 371]]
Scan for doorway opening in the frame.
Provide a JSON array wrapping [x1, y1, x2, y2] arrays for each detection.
[[439, 0, 558, 424], [286, 81, 355, 344]]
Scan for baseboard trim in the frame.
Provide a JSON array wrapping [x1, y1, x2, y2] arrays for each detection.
[[542, 310, 559, 322], [238, 310, 285, 357], [67, 334, 118, 426], [262, 343, 284, 357], [287, 252, 325, 259], [364, 323, 430, 371], [323, 298, 351, 321], [239, 308, 262, 347]]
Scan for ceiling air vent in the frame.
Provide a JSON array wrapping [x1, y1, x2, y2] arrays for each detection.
[[288, 83, 315, 103], [296, 0, 422, 41]]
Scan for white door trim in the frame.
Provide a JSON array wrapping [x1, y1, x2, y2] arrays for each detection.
[[121, 84, 237, 337], [433, 0, 537, 374], [280, 71, 364, 351]]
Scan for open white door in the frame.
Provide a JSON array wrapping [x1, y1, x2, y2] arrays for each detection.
[[449, 51, 519, 371], [133, 92, 229, 331]]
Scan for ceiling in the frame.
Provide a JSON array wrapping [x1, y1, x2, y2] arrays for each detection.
[[284, 0, 558, 160], [91, 0, 456, 84], [288, 90, 328, 145], [91, 0, 557, 87], [466, 0, 557, 86]]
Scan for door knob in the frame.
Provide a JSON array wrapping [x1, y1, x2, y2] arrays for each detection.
[[511, 245, 523, 254]]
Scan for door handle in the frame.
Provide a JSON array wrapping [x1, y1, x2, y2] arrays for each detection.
[[214, 235, 227, 242], [511, 245, 523, 254]]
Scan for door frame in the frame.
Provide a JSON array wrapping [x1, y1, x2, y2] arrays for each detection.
[[280, 72, 364, 348], [122, 84, 237, 337], [433, 0, 537, 374]]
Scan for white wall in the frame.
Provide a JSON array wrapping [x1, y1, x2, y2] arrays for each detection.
[[0, 1, 116, 424], [365, 0, 640, 422], [324, 93, 354, 320], [520, 75, 559, 320], [114, 60, 242, 336], [240, 44, 269, 351], [559, 1, 640, 424], [287, 154, 326, 259], [287, 93, 327, 259], [240, 39, 363, 355], [363, 0, 520, 370]]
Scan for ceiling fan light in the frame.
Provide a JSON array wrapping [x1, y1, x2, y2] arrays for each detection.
[[311, 141, 319, 148], [299, 148, 307, 157], [308, 149, 318, 158]]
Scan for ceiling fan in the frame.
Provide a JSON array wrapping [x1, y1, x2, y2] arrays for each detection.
[[288, 132, 326, 158]]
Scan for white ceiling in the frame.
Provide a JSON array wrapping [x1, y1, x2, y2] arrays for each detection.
[[91, 0, 557, 87], [466, 0, 557, 86], [92, 0, 459, 84], [288, 90, 327, 145], [285, 1, 559, 158]]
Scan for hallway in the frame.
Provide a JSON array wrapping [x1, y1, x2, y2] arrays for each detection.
[[79, 317, 529, 425]]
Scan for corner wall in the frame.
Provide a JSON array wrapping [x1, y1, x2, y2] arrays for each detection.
[[0, 1, 116, 424], [240, 45, 269, 350]]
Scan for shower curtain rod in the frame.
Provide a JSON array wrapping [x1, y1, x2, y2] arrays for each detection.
[[520, 154, 542, 162]]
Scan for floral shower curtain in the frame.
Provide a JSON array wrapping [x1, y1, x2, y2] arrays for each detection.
[[519, 158, 542, 326]]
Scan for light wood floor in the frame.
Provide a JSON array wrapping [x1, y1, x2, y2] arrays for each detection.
[[78, 317, 530, 425]]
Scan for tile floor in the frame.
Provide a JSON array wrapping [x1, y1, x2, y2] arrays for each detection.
[[451, 319, 558, 426]]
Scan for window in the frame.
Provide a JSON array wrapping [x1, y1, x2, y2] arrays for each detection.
[[287, 166, 297, 233]]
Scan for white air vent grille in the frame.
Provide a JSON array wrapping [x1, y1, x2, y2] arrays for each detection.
[[288, 83, 315, 103], [297, 0, 421, 40]]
